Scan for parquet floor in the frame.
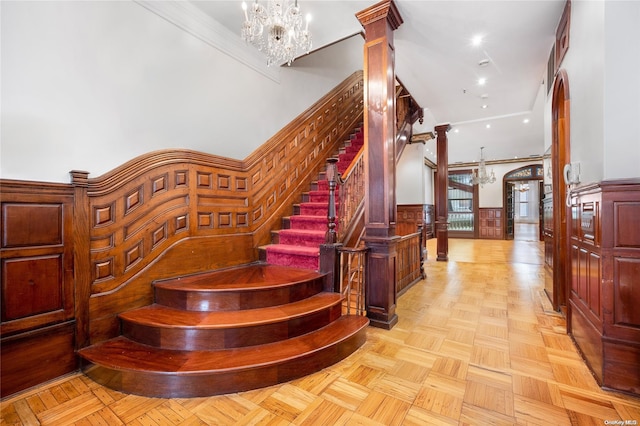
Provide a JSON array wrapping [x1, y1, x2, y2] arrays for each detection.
[[3, 231, 640, 425]]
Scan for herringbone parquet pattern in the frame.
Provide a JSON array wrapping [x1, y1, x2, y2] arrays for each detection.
[[3, 229, 640, 425]]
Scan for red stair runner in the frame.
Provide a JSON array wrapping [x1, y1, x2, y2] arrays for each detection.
[[264, 127, 363, 270]]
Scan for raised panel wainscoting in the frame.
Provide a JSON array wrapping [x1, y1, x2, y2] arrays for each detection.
[[569, 179, 640, 396], [478, 208, 504, 239], [0, 181, 77, 397]]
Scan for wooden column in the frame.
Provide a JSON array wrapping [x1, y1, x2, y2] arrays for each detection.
[[70, 170, 91, 348], [435, 124, 451, 261], [357, 0, 402, 330]]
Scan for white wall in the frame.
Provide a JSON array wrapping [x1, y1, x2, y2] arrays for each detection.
[[603, 1, 640, 179], [396, 142, 426, 205], [425, 167, 434, 205], [561, 0, 606, 185], [550, 0, 640, 184], [0, 1, 363, 183], [450, 160, 542, 208]]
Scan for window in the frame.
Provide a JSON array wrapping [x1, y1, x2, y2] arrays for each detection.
[[518, 183, 529, 218], [448, 171, 474, 232]]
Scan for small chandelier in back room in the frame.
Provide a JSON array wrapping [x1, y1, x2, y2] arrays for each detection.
[[241, 0, 312, 67], [471, 146, 496, 187]]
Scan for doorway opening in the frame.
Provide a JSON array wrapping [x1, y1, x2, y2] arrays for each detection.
[[503, 165, 544, 241], [550, 69, 571, 314]]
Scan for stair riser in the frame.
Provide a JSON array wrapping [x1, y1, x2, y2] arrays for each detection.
[[266, 251, 319, 270], [289, 217, 331, 231], [299, 204, 328, 216], [277, 233, 325, 247], [80, 328, 367, 398], [154, 278, 325, 311], [121, 304, 342, 351]]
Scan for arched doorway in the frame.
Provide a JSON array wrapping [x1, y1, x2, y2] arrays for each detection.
[[550, 69, 571, 314], [503, 164, 544, 241]]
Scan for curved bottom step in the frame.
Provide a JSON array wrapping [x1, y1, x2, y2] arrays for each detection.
[[79, 315, 369, 398]]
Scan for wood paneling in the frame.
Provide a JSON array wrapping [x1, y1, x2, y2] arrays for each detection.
[[0, 181, 76, 397], [396, 232, 422, 295], [74, 72, 364, 344], [397, 204, 426, 236], [0, 322, 76, 397], [425, 204, 434, 239], [478, 208, 503, 239], [543, 196, 554, 269], [570, 179, 640, 396]]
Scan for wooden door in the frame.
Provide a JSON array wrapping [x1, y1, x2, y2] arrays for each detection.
[[505, 182, 515, 240]]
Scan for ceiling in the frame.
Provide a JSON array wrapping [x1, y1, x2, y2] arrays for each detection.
[[190, 0, 566, 164]]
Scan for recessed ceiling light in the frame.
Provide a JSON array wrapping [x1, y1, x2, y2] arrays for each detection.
[[523, 118, 530, 124], [454, 128, 460, 133], [478, 77, 487, 86], [486, 124, 491, 129], [471, 35, 483, 46], [481, 104, 488, 109]]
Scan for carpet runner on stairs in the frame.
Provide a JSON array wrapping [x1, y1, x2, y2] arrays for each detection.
[[264, 126, 364, 270]]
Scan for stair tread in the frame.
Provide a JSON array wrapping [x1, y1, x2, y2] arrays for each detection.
[[79, 316, 369, 374], [154, 264, 324, 291], [120, 292, 342, 328]]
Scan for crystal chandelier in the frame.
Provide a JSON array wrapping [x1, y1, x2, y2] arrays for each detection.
[[241, 0, 312, 67], [471, 146, 496, 186]]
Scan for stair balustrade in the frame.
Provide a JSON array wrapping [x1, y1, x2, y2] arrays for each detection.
[[320, 81, 424, 321], [336, 143, 366, 244], [337, 246, 368, 316]]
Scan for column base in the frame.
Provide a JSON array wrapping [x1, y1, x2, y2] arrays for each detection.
[[367, 313, 398, 330]]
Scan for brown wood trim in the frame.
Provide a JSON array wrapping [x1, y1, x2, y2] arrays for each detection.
[[551, 68, 571, 313], [435, 124, 451, 260], [555, 1, 571, 68]]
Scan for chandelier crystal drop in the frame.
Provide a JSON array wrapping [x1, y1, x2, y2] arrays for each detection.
[[241, 0, 312, 67], [471, 146, 496, 187]]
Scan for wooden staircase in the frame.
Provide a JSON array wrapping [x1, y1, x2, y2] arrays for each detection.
[[260, 125, 364, 270], [78, 264, 369, 398]]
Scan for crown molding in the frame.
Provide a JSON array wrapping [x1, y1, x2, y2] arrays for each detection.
[[448, 156, 543, 169], [134, 0, 280, 83]]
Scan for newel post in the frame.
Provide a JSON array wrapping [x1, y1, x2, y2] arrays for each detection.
[[319, 158, 342, 293]]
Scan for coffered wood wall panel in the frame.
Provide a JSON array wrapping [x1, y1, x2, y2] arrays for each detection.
[[73, 72, 364, 344], [0, 181, 77, 396], [570, 179, 640, 396]]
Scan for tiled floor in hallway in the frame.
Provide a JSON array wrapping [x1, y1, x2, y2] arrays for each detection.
[[2, 234, 640, 425]]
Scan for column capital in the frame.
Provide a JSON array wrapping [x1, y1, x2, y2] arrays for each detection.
[[356, 0, 403, 31], [434, 123, 451, 134]]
